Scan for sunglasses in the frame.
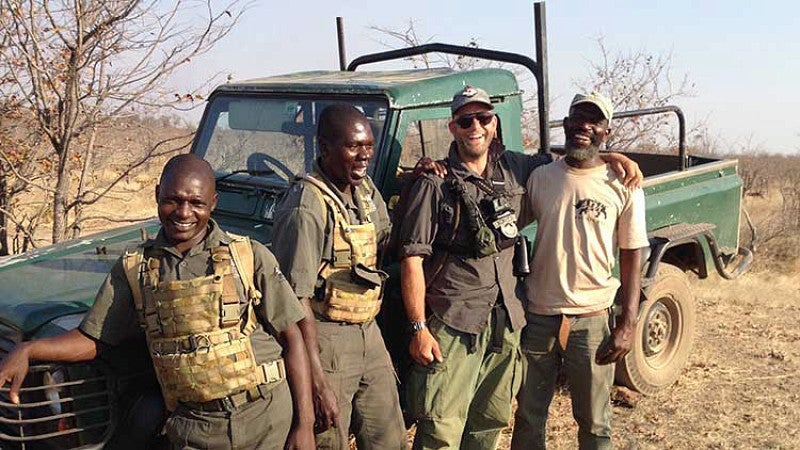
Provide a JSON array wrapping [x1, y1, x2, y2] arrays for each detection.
[[454, 113, 494, 129]]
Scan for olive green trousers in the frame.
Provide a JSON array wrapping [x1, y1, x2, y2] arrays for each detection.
[[407, 310, 523, 450], [165, 381, 292, 450], [314, 319, 407, 450], [511, 312, 614, 450]]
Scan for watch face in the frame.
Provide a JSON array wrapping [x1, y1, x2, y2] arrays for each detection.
[[411, 321, 426, 333]]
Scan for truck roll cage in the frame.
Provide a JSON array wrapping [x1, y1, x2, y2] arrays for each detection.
[[343, 3, 552, 155], [549, 105, 688, 171]]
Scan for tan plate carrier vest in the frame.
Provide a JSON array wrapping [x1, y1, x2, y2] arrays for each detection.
[[122, 235, 281, 411], [302, 174, 383, 323]]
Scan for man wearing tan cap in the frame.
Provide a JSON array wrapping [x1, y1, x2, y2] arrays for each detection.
[[396, 86, 643, 449], [511, 92, 649, 450]]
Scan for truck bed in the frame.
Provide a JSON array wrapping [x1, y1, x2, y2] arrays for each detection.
[[629, 151, 743, 265]]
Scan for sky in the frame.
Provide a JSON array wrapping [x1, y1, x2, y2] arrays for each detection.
[[176, 0, 800, 155]]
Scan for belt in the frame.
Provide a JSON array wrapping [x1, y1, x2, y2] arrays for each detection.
[[557, 309, 609, 352], [180, 359, 286, 412], [183, 384, 266, 412], [150, 330, 237, 355]]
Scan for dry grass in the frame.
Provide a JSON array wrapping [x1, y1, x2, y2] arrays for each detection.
[[516, 271, 799, 450]]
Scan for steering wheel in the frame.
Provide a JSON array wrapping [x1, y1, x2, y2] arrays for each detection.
[[247, 152, 295, 181]]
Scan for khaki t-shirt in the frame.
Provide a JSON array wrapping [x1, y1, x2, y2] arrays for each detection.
[[523, 159, 649, 315]]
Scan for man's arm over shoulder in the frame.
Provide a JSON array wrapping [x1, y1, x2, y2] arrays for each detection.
[[599, 152, 643, 188], [520, 151, 554, 174]]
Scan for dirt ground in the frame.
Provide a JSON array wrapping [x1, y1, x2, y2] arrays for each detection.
[[490, 269, 800, 450]]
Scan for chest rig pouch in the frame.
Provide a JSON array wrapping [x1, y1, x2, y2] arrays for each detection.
[[302, 173, 387, 323], [444, 156, 520, 258], [122, 236, 279, 412]]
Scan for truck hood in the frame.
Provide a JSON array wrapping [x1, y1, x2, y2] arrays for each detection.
[[0, 220, 160, 335]]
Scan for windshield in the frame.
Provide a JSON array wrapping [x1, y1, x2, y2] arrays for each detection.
[[194, 95, 388, 184]]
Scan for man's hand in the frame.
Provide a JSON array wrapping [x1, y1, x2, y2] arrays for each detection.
[[595, 320, 636, 365], [312, 379, 340, 433], [409, 328, 443, 366], [0, 344, 31, 404], [601, 153, 643, 189], [285, 422, 315, 450], [413, 157, 448, 179]]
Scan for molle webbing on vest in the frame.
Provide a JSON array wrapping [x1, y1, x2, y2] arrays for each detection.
[[301, 174, 383, 323], [121, 236, 277, 411]]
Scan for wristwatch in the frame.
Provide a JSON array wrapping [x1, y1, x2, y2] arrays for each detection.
[[409, 320, 427, 335]]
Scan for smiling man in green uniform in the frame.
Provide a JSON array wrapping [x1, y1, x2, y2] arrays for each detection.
[[0, 154, 315, 450], [272, 103, 406, 450]]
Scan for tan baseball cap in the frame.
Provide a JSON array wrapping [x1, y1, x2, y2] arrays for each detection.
[[570, 91, 614, 122], [451, 86, 494, 114]]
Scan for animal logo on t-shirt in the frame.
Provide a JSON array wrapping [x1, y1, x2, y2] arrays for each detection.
[[574, 198, 608, 222]]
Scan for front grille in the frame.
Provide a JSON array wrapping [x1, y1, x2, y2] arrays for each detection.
[[0, 362, 114, 449]]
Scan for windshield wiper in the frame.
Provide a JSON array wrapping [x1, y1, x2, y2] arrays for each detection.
[[215, 169, 275, 183]]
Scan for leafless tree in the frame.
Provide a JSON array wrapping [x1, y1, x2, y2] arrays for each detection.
[[0, 100, 52, 255], [370, 20, 487, 71], [0, 0, 247, 245], [574, 37, 704, 153], [369, 24, 708, 156]]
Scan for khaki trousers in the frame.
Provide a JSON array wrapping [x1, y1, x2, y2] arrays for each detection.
[[314, 319, 407, 450]]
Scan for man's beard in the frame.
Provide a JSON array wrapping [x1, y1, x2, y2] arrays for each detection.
[[565, 144, 599, 161]]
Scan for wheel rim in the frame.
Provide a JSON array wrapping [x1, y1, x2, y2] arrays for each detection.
[[641, 297, 681, 368]]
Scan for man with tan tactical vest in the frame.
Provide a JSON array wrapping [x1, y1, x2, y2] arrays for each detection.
[[0, 154, 315, 450], [272, 103, 407, 450]]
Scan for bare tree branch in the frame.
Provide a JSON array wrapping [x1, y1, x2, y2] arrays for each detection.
[[0, 0, 249, 245], [575, 36, 700, 153]]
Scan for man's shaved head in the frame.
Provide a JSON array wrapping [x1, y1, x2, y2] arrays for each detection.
[[317, 104, 371, 146], [159, 153, 216, 190]]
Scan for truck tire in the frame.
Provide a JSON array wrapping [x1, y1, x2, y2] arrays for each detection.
[[615, 264, 696, 395]]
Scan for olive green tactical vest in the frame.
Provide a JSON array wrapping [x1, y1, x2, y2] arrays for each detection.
[[122, 236, 282, 411], [302, 174, 383, 323]]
